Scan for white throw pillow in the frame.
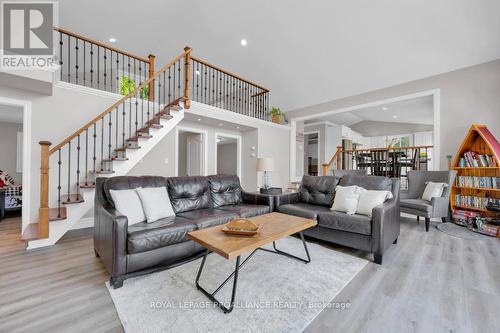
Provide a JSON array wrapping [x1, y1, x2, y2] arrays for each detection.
[[136, 187, 175, 223], [109, 189, 146, 226], [356, 190, 394, 217], [422, 182, 447, 201], [331, 185, 365, 215]]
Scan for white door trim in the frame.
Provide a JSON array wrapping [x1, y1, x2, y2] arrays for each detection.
[[214, 132, 242, 178], [0, 96, 32, 232], [175, 126, 209, 176], [289, 89, 441, 182]]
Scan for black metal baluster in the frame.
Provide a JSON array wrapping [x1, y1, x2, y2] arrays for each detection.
[[90, 44, 94, 88], [97, 46, 100, 89], [108, 113, 112, 161], [76, 135, 80, 196], [204, 64, 208, 104], [122, 104, 126, 147], [75, 38, 79, 84], [67, 142, 71, 202], [103, 48, 107, 91], [85, 129, 89, 186], [110, 51, 113, 92], [178, 59, 181, 98], [57, 150, 62, 217], [168, 66, 172, 104], [116, 54, 120, 94], [211, 68, 215, 105], [93, 123, 97, 173], [115, 107, 119, 157], [83, 41, 86, 86], [67, 36, 71, 83], [100, 117, 104, 170], [59, 32, 63, 80]]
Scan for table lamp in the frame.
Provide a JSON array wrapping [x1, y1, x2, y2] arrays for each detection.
[[256, 157, 274, 190]]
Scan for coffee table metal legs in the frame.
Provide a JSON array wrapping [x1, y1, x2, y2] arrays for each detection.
[[260, 232, 311, 263], [195, 232, 311, 314]]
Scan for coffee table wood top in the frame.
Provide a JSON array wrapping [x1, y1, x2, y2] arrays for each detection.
[[188, 212, 317, 259]]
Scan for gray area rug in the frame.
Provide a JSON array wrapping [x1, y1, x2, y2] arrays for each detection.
[[106, 236, 367, 333], [437, 222, 487, 240]]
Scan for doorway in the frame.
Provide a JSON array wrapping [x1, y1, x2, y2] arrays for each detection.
[[176, 127, 208, 176], [215, 133, 241, 178], [304, 132, 319, 176]]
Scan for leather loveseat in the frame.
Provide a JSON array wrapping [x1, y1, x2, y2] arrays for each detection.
[[276, 174, 400, 264], [94, 174, 272, 288]]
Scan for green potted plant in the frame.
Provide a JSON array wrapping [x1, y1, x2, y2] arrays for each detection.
[[268, 107, 288, 124]]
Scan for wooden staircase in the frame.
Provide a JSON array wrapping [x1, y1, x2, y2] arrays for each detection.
[[25, 48, 192, 247]]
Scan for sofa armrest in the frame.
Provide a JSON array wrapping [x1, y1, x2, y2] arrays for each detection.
[[431, 196, 450, 218], [241, 191, 274, 212], [371, 197, 400, 257], [94, 203, 129, 278], [274, 192, 300, 209]]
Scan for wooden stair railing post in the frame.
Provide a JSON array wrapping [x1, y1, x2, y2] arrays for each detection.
[[148, 54, 155, 101], [183, 46, 192, 109], [38, 141, 52, 238], [336, 146, 342, 170]]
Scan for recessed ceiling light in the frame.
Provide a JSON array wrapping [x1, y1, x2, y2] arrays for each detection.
[[108, 38, 116, 43], [217, 138, 222, 143], [392, 115, 397, 118], [240, 39, 247, 46], [236, 126, 240, 129], [218, 123, 223, 126], [195, 70, 201, 75], [197, 118, 201, 121], [381, 107, 388, 111]]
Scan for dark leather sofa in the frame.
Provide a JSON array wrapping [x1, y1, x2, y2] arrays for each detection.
[[276, 174, 400, 264], [94, 174, 272, 288]]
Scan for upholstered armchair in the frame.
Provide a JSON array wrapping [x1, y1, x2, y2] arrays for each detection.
[[400, 170, 457, 231]]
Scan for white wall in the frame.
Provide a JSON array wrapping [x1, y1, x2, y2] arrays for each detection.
[[0, 121, 23, 184], [287, 59, 500, 170]]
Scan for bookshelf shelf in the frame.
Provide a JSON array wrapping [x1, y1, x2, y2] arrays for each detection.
[[453, 186, 500, 192], [451, 124, 499, 238]]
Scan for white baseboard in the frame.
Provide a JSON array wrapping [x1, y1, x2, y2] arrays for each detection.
[[72, 217, 94, 230]]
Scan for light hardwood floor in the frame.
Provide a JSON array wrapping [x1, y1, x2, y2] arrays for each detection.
[[1, 216, 499, 333]]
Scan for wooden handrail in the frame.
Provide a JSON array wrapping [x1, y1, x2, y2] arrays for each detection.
[[49, 49, 191, 155], [191, 56, 269, 92], [54, 27, 149, 63], [322, 146, 342, 175], [341, 145, 434, 153]]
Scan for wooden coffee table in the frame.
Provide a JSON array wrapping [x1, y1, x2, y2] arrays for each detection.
[[187, 212, 317, 313]]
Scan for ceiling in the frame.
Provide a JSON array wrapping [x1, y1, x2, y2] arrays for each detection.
[[183, 112, 253, 131], [59, 1, 500, 111], [0, 104, 23, 123], [305, 95, 433, 126]]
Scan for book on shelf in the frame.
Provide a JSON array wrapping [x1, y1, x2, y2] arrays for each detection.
[[455, 176, 500, 189], [458, 151, 496, 167], [453, 194, 500, 210]]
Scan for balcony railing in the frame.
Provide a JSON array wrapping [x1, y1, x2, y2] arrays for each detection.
[[323, 145, 434, 189]]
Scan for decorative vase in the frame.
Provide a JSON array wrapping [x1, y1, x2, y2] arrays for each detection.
[[272, 115, 281, 124]]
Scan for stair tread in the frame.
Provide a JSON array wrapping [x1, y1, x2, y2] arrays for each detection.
[[91, 169, 115, 174], [112, 157, 129, 161], [79, 183, 95, 189], [115, 146, 141, 151], [49, 207, 67, 221], [61, 194, 85, 204]]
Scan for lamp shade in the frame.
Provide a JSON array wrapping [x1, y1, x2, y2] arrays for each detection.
[[256, 157, 274, 172]]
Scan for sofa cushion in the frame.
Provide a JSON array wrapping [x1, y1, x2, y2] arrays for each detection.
[[127, 216, 196, 254], [400, 199, 433, 213], [339, 175, 392, 191], [278, 202, 331, 220], [216, 204, 270, 218], [177, 208, 238, 229], [299, 175, 339, 207], [207, 175, 242, 207], [103, 176, 168, 208], [167, 176, 213, 213], [318, 211, 372, 235]]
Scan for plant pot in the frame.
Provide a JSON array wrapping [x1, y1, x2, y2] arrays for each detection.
[[272, 115, 281, 124]]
